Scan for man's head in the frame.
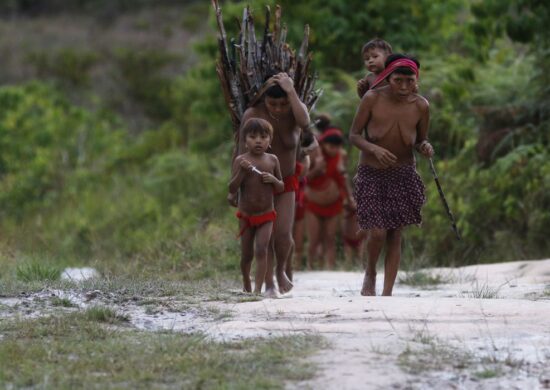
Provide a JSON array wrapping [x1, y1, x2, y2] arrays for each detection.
[[384, 54, 420, 97], [242, 118, 273, 153], [264, 83, 290, 116], [362, 38, 392, 75]]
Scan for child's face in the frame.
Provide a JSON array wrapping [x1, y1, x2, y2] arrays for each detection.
[[265, 96, 290, 117], [322, 142, 342, 157], [388, 73, 417, 97], [245, 132, 271, 154], [363, 48, 387, 74]]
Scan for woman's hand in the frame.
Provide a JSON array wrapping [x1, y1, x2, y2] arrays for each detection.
[[372, 145, 397, 168], [416, 140, 434, 158], [273, 72, 295, 93]]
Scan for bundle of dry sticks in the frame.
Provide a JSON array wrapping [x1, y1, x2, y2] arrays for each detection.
[[212, 1, 322, 132]]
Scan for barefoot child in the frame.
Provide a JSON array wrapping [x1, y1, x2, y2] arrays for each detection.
[[349, 54, 434, 296], [237, 73, 310, 295], [357, 38, 393, 98], [229, 118, 284, 294]]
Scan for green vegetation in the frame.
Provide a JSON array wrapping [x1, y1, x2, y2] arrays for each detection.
[[0, 1, 548, 286], [83, 306, 129, 323], [16, 262, 60, 282], [0, 314, 322, 389], [398, 271, 449, 288]]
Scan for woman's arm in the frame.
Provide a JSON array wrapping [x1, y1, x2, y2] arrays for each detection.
[[275, 73, 310, 128]]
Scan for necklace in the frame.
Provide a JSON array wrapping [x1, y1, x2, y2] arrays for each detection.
[[268, 111, 279, 122]]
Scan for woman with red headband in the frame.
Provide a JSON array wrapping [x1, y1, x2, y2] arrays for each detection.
[[305, 117, 355, 269], [349, 54, 434, 296]]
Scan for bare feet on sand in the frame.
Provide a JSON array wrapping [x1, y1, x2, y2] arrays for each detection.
[[361, 272, 376, 296], [264, 288, 281, 299], [277, 271, 294, 294], [243, 279, 252, 293]]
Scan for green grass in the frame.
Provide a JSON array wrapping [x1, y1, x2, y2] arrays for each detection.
[[16, 262, 61, 282], [83, 306, 130, 324], [0, 314, 323, 389], [399, 336, 473, 373], [468, 281, 501, 299], [398, 271, 449, 288], [51, 297, 76, 307], [474, 368, 501, 379]]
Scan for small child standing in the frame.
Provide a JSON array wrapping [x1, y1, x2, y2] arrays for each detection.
[[229, 118, 284, 295], [356, 38, 393, 99]]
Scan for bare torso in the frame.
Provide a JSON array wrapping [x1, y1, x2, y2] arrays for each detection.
[[305, 148, 344, 205], [237, 152, 278, 215], [361, 87, 428, 168], [242, 104, 301, 178]]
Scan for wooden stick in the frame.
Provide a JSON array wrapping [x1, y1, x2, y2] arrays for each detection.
[[428, 158, 461, 241]]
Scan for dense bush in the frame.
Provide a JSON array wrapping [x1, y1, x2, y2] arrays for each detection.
[[0, 0, 548, 279]]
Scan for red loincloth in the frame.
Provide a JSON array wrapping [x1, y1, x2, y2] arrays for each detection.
[[236, 210, 277, 237]]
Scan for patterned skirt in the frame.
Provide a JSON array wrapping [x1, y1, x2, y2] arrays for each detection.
[[353, 164, 426, 230]]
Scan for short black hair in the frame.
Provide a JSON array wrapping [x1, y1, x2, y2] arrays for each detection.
[[315, 113, 332, 132], [265, 83, 287, 98], [242, 118, 273, 138], [300, 129, 314, 148], [384, 54, 420, 78], [362, 38, 392, 55], [321, 134, 343, 145]]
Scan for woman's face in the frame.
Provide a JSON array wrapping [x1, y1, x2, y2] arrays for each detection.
[[265, 96, 290, 117], [388, 73, 417, 97]]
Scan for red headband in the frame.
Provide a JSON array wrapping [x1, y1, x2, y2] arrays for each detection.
[[370, 59, 419, 90], [318, 127, 343, 143]]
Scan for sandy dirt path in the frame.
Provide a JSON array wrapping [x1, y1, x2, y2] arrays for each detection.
[[2, 260, 549, 388], [198, 260, 550, 389]]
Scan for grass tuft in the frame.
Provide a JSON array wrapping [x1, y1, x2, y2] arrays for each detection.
[[16, 263, 60, 282], [398, 271, 449, 288], [468, 281, 501, 299], [83, 306, 130, 323]]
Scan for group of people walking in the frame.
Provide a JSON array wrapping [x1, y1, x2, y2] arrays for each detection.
[[228, 38, 434, 298]]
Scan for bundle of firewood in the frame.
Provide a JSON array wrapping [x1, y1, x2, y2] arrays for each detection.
[[212, 1, 322, 132]]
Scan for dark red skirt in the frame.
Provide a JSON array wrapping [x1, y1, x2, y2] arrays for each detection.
[[353, 164, 426, 230]]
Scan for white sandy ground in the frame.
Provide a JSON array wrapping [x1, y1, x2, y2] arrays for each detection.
[[2, 260, 550, 389]]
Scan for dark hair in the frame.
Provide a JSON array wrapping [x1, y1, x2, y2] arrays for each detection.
[[384, 53, 420, 78], [301, 129, 315, 148], [315, 113, 332, 132], [242, 118, 273, 138], [321, 134, 343, 146], [362, 38, 392, 55], [265, 83, 287, 99]]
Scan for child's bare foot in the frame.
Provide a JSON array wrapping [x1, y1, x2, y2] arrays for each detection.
[[264, 288, 280, 299], [277, 271, 293, 294], [243, 279, 252, 293], [361, 272, 376, 296]]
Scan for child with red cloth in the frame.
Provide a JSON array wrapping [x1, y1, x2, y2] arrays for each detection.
[[229, 118, 284, 295], [305, 126, 355, 269]]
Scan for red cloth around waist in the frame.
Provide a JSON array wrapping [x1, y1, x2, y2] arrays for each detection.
[[343, 236, 363, 249], [275, 173, 299, 194], [305, 198, 343, 218], [236, 210, 277, 237]]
